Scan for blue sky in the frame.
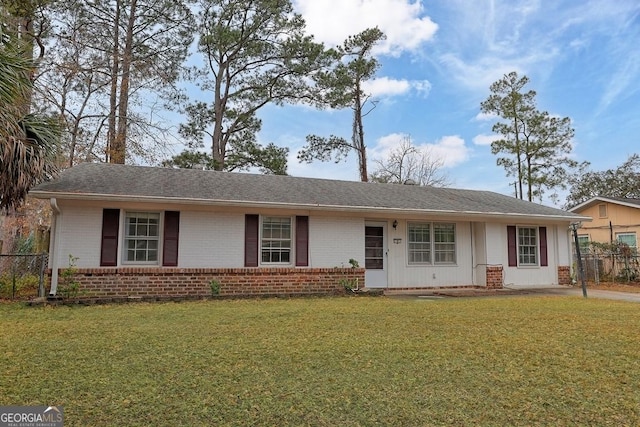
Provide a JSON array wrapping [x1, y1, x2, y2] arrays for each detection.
[[239, 0, 639, 206]]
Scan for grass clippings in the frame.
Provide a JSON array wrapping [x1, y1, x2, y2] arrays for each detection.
[[1, 296, 639, 426]]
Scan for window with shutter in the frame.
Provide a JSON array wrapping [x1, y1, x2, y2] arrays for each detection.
[[261, 217, 292, 263], [295, 216, 309, 266], [508, 226, 548, 267], [124, 212, 160, 263], [245, 215, 259, 267], [100, 209, 120, 266], [507, 226, 517, 267], [163, 211, 180, 266], [539, 227, 548, 267]]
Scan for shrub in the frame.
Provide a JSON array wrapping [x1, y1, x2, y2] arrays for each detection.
[[57, 255, 80, 300], [209, 279, 221, 296]]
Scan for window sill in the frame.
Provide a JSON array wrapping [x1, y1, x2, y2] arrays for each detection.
[[407, 263, 458, 267], [121, 262, 160, 266]]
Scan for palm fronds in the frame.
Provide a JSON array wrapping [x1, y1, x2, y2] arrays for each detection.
[[0, 37, 59, 211]]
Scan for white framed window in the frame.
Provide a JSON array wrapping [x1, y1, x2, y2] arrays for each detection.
[[124, 212, 160, 263], [616, 232, 637, 248], [518, 227, 538, 266], [434, 223, 456, 263], [408, 223, 431, 264], [408, 222, 456, 265], [261, 216, 292, 264]]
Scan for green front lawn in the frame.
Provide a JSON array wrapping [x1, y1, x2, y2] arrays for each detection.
[[1, 296, 639, 426]]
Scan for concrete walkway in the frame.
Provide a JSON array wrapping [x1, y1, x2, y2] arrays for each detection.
[[384, 285, 640, 303]]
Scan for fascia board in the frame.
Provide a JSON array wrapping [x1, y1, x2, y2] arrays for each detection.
[[29, 190, 589, 223]]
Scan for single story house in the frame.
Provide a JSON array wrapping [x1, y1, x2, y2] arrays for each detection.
[[569, 197, 640, 250], [30, 163, 588, 298]]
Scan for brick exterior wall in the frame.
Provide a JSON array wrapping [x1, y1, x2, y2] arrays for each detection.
[[49, 264, 523, 298], [54, 267, 365, 298], [485, 266, 504, 289], [557, 266, 571, 285]]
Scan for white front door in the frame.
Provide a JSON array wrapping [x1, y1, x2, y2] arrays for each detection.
[[364, 222, 387, 287]]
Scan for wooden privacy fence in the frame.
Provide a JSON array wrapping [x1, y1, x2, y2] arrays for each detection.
[[575, 251, 640, 284]]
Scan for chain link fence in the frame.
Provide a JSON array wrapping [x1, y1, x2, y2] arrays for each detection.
[[0, 253, 48, 300]]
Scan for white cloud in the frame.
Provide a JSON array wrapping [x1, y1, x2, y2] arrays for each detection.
[[598, 48, 640, 112], [431, 1, 568, 92], [472, 134, 500, 146], [412, 80, 432, 96], [474, 112, 497, 121], [372, 133, 406, 156], [422, 135, 470, 167], [438, 53, 532, 92], [362, 77, 410, 97], [435, 0, 640, 101], [362, 77, 432, 98], [568, 37, 589, 51], [370, 133, 469, 168], [293, 0, 438, 55]]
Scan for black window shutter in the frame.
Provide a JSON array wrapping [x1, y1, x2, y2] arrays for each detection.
[[295, 216, 309, 266], [539, 226, 548, 267], [245, 214, 259, 267], [507, 225, 517, 267], [100, 209, 120, 266], [163, 211, 180, 266]]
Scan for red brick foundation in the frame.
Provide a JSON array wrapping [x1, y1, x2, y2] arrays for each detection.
[[557, 266, 571, 285], [485, 266, 504, 289], [54, 267, 365, 298]]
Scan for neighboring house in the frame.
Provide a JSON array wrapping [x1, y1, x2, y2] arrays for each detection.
[[30, 163, 587, 298], [569, 197, 640, 250]]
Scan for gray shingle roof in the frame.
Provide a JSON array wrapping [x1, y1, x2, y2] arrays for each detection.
[[570, 196, 640, 212], [30, 163, 585, 221], [607, 197, 640, 206]]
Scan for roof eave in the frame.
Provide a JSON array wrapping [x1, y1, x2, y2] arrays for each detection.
[[29, 190, 589, 223], [570, 196, 640, 212]]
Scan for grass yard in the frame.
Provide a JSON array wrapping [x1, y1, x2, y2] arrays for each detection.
[[1, 296, 639, 426]]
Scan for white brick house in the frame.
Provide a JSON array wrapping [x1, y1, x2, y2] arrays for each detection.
[[30, 163, 587, 298]]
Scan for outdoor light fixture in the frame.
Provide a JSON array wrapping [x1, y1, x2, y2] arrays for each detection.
[[392, 220, 398, 229]]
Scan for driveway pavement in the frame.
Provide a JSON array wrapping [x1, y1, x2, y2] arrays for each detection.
[[384, 285, 640, 303], [521, 286, 640, 302]]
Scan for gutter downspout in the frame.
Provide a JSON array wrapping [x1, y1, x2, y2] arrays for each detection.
[[49, 198, 61, 296], [554, 224, 560, 285], [470, 222, 475, 286]]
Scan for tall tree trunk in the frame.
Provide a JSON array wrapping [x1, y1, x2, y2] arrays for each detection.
[[111, 0, 137, 164], [4, 2, 46, 114], [212, 100, 225, 170], [211, 64, 228, 171], [107, 0, 121, 163], [69, 76, 94, 167], [512, 108, 523, 199], [354, 116, 368, 182], [15, 15, 34, 116], [59, 74, 71, 166], [353, 84, 368, 182], [526, 155, 533, 201]]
